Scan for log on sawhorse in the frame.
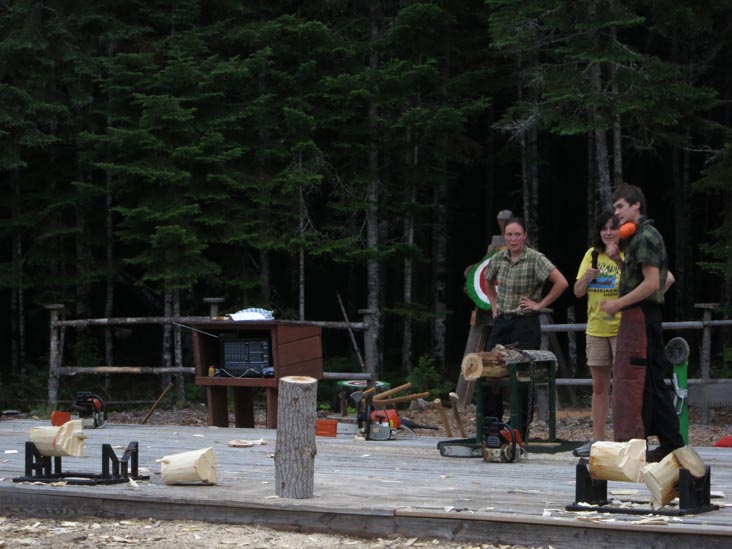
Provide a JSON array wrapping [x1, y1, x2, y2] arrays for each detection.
[[566, 458, 720, 516]]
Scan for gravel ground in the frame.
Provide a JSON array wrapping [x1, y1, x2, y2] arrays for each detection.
[[2, 401, 730, 548], [0, 516, 545, 549]]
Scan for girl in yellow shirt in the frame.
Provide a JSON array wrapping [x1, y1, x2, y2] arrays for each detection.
[[572, 211, 622, 457]]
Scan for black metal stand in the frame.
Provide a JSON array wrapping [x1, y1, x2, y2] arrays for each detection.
[[566, 459, 719, 516], [13, 441, 150, 485]]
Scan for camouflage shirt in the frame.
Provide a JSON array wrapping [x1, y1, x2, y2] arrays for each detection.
[[619, 216, 668, 305], [484, 246, 555, 314]]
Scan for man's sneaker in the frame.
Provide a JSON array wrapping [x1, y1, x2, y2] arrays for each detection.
[[572, 439, 596, 458], [646, 446, 678, 463]]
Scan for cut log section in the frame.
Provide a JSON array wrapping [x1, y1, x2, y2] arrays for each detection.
[[275, 375, 318, 499], [158, 447, 217, 485], [644, 445, 706, 509], [29, 419, 87, 457], [460, 348, 524, 380], [588, 439, 646, 483]]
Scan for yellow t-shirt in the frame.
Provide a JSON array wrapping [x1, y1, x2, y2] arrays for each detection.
[[576, 248, 623, 337]]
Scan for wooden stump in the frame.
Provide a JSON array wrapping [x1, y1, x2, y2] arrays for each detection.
[[158, 447, 218, 485], [275, 375, 318, 499], [29, 419, 87, 457], [588, 439, 646, 483]]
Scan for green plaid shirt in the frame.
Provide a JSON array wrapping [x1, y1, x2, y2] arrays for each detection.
[[484, 247, 555, 314], [619, 217, 668, 305]]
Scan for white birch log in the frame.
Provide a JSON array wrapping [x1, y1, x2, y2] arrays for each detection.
[[644, 445, 706, 509], [588, 439, 646, 482], [275, 375, 318, 499], [157, 447, 217, 485], [29, 419, 87, 457]]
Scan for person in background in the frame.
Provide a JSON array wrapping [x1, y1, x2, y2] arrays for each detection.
[[600, 184, 682, 462], [482, 217, 569, 437], [572, 211, 622, 458]]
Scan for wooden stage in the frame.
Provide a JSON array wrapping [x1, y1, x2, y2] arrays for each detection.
[[1, 418, 731, 548]]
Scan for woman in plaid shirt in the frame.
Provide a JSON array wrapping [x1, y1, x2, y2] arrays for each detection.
[[481, 218, 568, 436]]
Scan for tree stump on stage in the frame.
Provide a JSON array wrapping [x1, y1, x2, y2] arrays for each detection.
[[275, 376, 318, 499]]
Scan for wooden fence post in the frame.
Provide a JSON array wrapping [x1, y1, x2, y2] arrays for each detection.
[[275, 376, 318, 499], [45, 304, 65, 409], [695, 303, 718, 424]]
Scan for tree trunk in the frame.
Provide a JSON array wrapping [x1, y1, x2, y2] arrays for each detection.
[[162, 288, 173, 390], [483, 105, 496, 243], [275, 376, 318, 499], [11, 171, 26, 379], [298, 151, 306, 321], [259, 248, 271, 305], [363, 6, 381, 378], [173, 289, 185, 403], [46, 305, 64, 408], [104, 174, 115, 379], [586, 132, 596, 235], [401, 143, 416, 374], [522, 122, 540, 245], [611, 23, 623, 187], [432, 148, 448, 371], [673, 146, 693, 319]]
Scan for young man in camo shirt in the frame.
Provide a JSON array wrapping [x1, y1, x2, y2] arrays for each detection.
[[600, 184, 683, 462]]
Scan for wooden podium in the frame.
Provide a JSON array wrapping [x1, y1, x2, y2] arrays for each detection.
[[192, 321, 323, 428]]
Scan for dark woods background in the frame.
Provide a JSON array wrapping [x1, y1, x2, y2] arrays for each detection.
[[1, 1, 731, 406]]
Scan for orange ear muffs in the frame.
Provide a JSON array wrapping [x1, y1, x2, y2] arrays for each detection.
[[618, 222, 636, 239]]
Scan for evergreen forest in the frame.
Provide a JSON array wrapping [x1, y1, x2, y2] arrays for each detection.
[[1, 1, 731, 407]]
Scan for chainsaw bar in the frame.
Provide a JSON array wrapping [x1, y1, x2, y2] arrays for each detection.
[[436, 438, 482, 458]]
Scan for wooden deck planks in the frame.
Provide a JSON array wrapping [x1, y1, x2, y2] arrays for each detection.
[[1, 418, 731, 548]]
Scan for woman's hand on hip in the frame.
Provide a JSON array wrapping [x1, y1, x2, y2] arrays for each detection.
[[519, 296, 540, 312]]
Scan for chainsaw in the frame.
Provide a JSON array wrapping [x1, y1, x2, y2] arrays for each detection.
[[480, 416, 526, 463], [71, 391, 108, 428], [437, 416, 526, 462]]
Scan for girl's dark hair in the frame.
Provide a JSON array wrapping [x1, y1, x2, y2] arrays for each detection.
[[590, 211, 619, 250]]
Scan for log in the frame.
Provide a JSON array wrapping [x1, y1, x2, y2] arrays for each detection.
[[433, 399, 452, 437], [373, 382, 412, 401], [460, 348, 528, 380], [673, 445, 706, 478], [371, 391, 429, 407], [29, 419, 88, 457], [644, 445, 706, 510], [275, 375, 318, 499], [158, 447, 217, 485], [449, 392, 467, 438], [644, 452, 681, 509], [588, 439, 646, 482]]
